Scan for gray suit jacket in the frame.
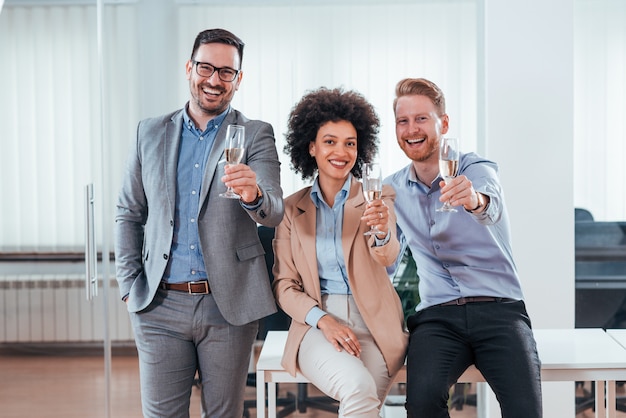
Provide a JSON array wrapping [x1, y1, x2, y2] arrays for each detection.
[[114, 106, 284, 325]]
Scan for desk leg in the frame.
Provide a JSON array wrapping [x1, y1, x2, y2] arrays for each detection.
[[268, 382, 277, 418], [257, 370, 265, 418], [607, 381, 616, 418], [595, 380, 606, 418]]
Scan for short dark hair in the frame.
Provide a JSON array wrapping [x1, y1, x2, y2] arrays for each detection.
[[190, 28, 245, 68], [284, 87, 380, 180], [393, 78, 446, 116]]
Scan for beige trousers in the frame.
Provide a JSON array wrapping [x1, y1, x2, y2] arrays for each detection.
[[297, 294, 392, 418]]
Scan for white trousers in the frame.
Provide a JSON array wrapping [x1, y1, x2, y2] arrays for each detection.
[[297, 294, 393, 418]]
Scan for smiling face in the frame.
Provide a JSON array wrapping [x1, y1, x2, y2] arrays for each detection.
[[394, 94, 449, 164], [186, 42, 242, 121], [309, 120, 358, 189]]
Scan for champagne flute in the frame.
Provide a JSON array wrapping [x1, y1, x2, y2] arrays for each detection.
[[436, 137, 460, 212], [220, 124, 246, 199], [362, 162, 383, 236]]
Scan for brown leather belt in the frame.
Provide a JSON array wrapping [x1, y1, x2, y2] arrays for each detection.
[[160, 280, 210, 294], [437, 296, 515, 306]]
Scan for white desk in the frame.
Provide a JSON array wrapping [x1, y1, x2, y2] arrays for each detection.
[[606, 327, 626, 410], [533, 328, 626, 418], [607, 329, 626, 349], [256, 329, 626, 418]]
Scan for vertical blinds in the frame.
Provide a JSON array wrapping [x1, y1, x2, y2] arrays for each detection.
[[0, 0, 624, 249]]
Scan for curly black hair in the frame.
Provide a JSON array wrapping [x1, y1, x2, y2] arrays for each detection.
[[284, 87, 380, 180]]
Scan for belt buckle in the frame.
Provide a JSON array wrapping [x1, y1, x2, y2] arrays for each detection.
[[455, 297, 468, 305], [188, 281, 209, 294]]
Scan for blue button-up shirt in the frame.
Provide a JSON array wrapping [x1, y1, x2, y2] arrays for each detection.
[[313, 176, 351, 295], [163, 105, 228, 283], [384, 152, 524, 311], [304, 176, 351, 326]]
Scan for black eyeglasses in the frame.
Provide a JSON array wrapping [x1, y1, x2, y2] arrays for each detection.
[[192, 60, 240, 82]]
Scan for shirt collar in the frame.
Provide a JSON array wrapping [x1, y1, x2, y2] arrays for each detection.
[[408, 164, 436, 192], [182, 104, 230, 133], [408, 164, 420, 184], [310, 174, 352, 208]]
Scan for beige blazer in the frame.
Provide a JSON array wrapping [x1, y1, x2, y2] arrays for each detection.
[[272, 177, 408, 377]]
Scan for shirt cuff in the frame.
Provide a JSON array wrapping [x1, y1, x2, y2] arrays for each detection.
[[305, 306, 327, 328]]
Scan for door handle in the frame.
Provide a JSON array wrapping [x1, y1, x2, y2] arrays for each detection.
[[84, 183, 98, 300]]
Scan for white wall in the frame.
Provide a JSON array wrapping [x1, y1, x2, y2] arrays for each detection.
[[481, 0, 574, 415], [484, 1, 574, 327]]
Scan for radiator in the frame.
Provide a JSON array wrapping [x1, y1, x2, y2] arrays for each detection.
[[0, 274, 134, 343]]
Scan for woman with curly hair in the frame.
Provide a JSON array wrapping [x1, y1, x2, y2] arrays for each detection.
[[272, 87, 408, 417]]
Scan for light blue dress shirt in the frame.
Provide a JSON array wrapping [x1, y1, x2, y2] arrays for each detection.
[[384, 152, 524, 311], [304, 176, 351, 327], [162, 105, 228, 283], [304, 175, 390, 327], [313, 177, 352, 296]]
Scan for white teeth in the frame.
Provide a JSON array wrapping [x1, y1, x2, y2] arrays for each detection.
[[407, 138, 425, 144], [330, 160, 347, 166]]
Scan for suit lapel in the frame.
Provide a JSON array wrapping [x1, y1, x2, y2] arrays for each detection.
[[164, 112, 184, 218]]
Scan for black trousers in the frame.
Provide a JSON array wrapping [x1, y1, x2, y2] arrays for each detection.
[[405, 299, 542, 418]]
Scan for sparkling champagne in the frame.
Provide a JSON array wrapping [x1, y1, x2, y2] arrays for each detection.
[[439, 159, 459, 181], [362, 162, 384, 235], [225, 147, 244, 164], [220, 124, 246, 199], [363, 189, 382, 202]]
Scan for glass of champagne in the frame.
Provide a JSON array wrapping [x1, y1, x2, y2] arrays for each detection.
[[437, 137, 460, 212], [362, 162, 383, 236], [219, 124, 246, 199]]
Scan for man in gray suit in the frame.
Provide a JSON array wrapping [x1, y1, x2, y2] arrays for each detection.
[[114, 28, 284, 417]]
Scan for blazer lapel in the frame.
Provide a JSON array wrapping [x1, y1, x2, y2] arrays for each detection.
[[342, 178, 367, 263], [293, 192, 323, 302]]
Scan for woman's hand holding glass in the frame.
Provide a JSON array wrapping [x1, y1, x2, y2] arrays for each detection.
[[362, 197, 389, 238], [361, 163, 389, 237]]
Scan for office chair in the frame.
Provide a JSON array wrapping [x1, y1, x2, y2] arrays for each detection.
[[575, 207, 594, 222], [243, 226, 338, 417]]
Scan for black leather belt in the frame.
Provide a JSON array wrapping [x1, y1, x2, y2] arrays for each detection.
[[437, 296, 515, 306], [160, 280, 210, 294]]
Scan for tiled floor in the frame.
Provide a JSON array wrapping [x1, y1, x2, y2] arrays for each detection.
[[0, 351, 625, 417]]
